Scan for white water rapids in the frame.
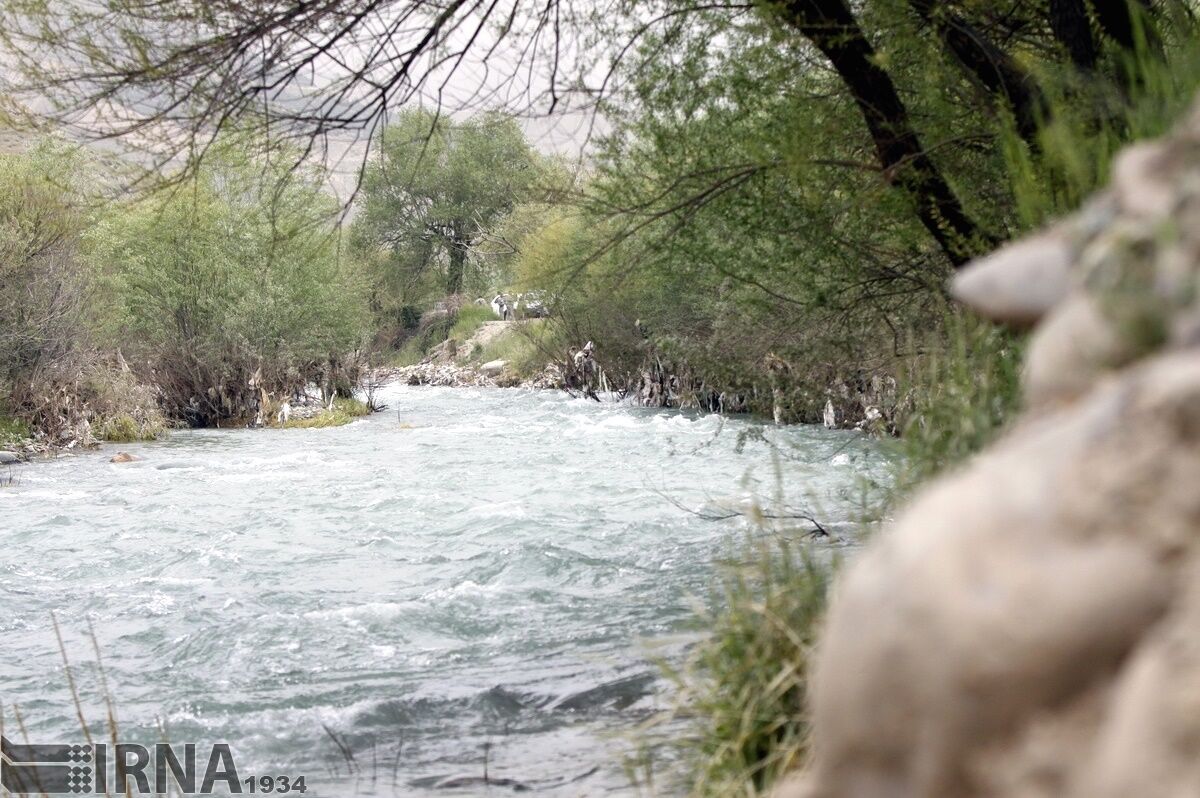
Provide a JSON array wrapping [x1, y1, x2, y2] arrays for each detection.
[[1, 383, 889, 795]]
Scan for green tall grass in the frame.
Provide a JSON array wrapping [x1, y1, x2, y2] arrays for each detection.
[[97, 413, 167, 442], [670, 540, 832, 797], [0, 414, 30, 449], [474, 319, 559, 376], [890, 315, 1024, 502]]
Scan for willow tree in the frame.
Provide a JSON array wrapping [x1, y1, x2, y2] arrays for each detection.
[[355, 109, 540, 295]]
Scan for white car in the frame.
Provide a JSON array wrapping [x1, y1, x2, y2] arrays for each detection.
[[514, 291, 549, 318]]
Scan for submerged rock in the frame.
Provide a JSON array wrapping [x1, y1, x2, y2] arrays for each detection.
[[783, 97, 1200, 798]]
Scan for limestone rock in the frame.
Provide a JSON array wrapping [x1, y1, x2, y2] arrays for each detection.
[[1022, 294, 1135, 407], [1111, 140, 1178, 219], [479, 359, 508, 376], [397, 361, 497, 388], [952, 232, 1073, 326], [782, 352, 1200, 798]]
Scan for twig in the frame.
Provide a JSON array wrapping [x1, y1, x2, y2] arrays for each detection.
[[652, 487, 829, 536], [321, 723, 358, 774]]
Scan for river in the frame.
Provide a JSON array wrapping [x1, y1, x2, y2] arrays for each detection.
[[1, 383, 888, 796]]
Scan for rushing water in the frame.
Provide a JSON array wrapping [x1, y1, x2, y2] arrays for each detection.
[[1, 383, 887, 796]]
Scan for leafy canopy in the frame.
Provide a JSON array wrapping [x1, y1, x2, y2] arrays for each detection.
[[355, 109, 544, 296]]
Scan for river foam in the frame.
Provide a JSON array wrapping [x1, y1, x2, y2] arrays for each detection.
[[1, 383, 888, 795]]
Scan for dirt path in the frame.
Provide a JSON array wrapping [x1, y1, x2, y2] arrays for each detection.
[[466, 320, 514, 350]]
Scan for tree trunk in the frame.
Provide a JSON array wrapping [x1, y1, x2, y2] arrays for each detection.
[[1049, 0, 1099, 70], [774, 0, 994, 267], [1090, 0, 1160, 54], [446, 237, 466, 295], [1089, 0, 1163, 97], [910, 0, 1049, 148]]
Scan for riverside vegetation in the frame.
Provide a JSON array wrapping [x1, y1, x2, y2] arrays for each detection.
[[1, 0, 1199, 795]]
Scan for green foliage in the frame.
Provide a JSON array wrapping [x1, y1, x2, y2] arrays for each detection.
[[389, 337, 429, 368], [892, 317, 1024, 496], [1005, 13, 1200, 229], [672, 540, 832, 796], [386, 309, 456, 367], [279, 397, 370, 428], [493, 2, 1200, 424], [476, 320, 559, 376], [355, 109, 546, 299], [97, 414, 163, 442], [0, 414, 31, 448], [89, 139, 371, 425], [0, 140, 93, 407]]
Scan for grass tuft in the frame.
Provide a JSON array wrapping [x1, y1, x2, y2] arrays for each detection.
[[475, 319, 557, 376], [0, 414, 30, 448], [672, 539, 832, 797], [448, 305, 499, 341], [97, 413, 166, 442], [280, 397, 371, 428], [891, 315, 1023, 501], [388, 337, 428, 367]]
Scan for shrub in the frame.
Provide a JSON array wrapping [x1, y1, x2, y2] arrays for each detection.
[[0, 415, 31, 449], [96, 414, 160, 442], [389, 337, 428, 367], [88, 140, 371, 426], [388, 338, 427, 369], [83, 361, 169, 442], [475, 319, 560, 376], [0, 140, 95, 441]]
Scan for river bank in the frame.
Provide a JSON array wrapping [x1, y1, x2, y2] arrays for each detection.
[[391, 316, 901, 433], [0, 390, 373, 463]]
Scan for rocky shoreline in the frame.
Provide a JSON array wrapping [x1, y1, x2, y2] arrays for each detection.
[[393, 358, 563, 390], [391, 350, 896, 436], [0, 389, 367, 464]]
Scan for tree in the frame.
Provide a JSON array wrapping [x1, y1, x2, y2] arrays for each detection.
[[0, 0, 1185, 273], [764, 0, 995, 266], [907, 0, 1048, 149], [90, 139, 370, 425], [0, 140, 93, 418], [355, 109, 541, 295]]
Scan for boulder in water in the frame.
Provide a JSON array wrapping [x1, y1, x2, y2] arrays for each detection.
[[109, 452, 139, 463]]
